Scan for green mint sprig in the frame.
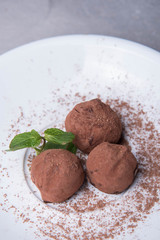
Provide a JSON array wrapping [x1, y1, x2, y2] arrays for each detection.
[[7, 128, 77, 155]]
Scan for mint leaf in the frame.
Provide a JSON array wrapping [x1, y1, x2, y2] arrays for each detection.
[[66, 142, 77, 154], [8, 130, 42, 151], [44, 128, 75, 145], [43, 141, 77, 154], [43, 142, 67, 151]]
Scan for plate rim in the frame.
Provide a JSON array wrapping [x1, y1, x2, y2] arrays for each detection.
[[0, 34, 160, 61]]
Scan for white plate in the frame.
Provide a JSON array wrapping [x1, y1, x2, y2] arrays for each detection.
[[0, 35, 160, 240]]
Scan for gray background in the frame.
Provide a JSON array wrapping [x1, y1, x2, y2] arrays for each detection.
[[0, 0, 160, 54]]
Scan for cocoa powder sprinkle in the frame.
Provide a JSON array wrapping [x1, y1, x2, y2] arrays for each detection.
[[1, 89, 160, 239]]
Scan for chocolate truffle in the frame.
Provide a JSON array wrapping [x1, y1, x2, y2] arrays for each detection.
[[86, 142, 138, 194], [31, 149, 85, 203], [65, 98, 122, 153]]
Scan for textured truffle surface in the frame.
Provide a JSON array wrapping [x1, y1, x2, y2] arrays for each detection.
[[65, 98, 122, 153], [86, 142, 138, 194], [31, 149, 85, 203]]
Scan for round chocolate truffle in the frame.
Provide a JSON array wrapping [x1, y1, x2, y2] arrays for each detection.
[[31, 149, 85, 203], [65, 98, 122, 153], [86, 142, 138, 194]]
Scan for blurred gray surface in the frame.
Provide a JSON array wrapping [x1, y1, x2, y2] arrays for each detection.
[[0, 0, 160, 54]]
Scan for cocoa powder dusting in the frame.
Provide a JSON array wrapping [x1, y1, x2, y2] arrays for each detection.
[[1, 90, 160, 239]]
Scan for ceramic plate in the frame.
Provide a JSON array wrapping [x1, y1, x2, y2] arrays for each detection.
[[0, 35, 160, 240]]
